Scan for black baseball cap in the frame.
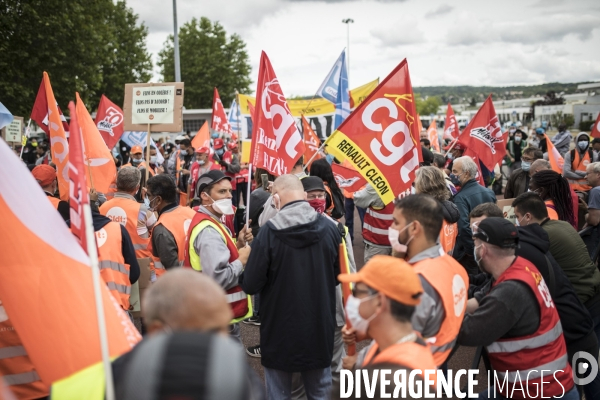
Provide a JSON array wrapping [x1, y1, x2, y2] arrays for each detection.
[[197, 170, 231, 193], [302, 176, 326, 192], [472, 217, 519, 248]]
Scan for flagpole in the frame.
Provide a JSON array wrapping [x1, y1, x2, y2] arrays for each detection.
[[444, 139, 458, 158], [19, 119, 32, 160], [304, 134, 332, 172], [145, 124, 151, 183], [245, 163, 252, 229], [83, 202, 116, 400]]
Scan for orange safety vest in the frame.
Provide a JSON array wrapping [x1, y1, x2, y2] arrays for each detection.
[[46, 194, 60, 209], [413, 254, 469, 366], [324, 184, 335, 216], [544, 200, 560, 220], [99, 196, 154, 272], [440, 220, 457, 255], [0, 312, 48, 399], [363, 340, 437, 373], [149, 206, 196, 277], [569, 149, 592, 191], [95, 221, 131, 311]]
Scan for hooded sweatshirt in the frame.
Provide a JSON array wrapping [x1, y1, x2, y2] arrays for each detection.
[[551, 129, 573, 157], [563, 132, 598, 180], [516, 224, 595, 351], [240, 200, 341, 372]]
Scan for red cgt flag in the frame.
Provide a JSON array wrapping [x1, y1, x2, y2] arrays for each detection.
[[212, 88, 233, 136], [302, 116, 322, 167], [30, 74, 70, 136], [250, 51, 305, 176], [591, 113, 600, 139], [326, 59, 422, 205], [95, 95, 125, 150], [332, 163, 367, 192], [457, 95, 507, 171], [444, 103, 460, 140], [68, 100, 90, 253]]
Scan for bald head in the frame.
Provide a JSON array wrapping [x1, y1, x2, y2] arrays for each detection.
[[142, 269, 232, 334], [530, 159, 551, 177], [272, 174, 306, 208]]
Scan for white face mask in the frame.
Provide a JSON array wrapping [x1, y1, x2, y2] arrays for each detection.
[[197, 159, 206, 165], [345, 294, 378, 336], [388, 223, 414, 254], [514, 136, 522, 143], [211, 197, 234, 215], [150, 156, 157, 164], [578, 141, 589, 151]]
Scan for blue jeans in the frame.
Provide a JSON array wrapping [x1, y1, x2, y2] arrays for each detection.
[[344, 198, 355, 243], [264, 367, 331, 400], [478, 385, 579, 399]]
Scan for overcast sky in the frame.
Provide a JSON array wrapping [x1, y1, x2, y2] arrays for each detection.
[[127, 0, 600, 96]]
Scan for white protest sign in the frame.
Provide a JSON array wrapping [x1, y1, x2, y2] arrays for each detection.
[[2, 116, 23, 143], [131, 86, 175, 124]]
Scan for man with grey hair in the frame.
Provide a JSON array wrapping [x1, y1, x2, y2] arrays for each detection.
[[240, 174, 341, 400], [100, 166, 158, 277], [529, 159, 551, 177], [451, 156, 496, 277]]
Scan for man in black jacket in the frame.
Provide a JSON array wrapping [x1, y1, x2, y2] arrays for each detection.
[[240, 174, 341, 400]]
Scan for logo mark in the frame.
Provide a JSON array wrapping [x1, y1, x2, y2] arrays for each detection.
[[572, 351, 599, 385]]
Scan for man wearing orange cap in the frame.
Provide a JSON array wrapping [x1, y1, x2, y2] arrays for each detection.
[[190, 146, 221, 198], [339, 255, 436, 372], [31, 164, 70, 221]]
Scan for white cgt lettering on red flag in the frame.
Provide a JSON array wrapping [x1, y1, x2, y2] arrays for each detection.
[[326, 59, 422, 205], [250, 51, 305, 176]]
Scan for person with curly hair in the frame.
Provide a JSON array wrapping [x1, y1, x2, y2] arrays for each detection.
[[529, 170, 577, 228], [414, 167, 460, 255]]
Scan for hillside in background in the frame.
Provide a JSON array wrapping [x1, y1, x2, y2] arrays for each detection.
[[413, 82, 595, 105]]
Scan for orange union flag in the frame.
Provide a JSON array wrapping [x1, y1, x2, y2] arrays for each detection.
[[0, 140, 140, 385], [326, 59, 421, 205]]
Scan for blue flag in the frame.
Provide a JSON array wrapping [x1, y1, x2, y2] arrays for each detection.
[[0, 102, 14, 131], [227, 98, 242, 136], [317, 50, 345, 105], [334, 51, 350, 130]]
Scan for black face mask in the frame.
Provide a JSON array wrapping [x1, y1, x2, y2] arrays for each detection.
[[449, 173, 462, 187]]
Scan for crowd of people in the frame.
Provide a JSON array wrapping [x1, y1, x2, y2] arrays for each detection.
[[4, 120, 600, 400]]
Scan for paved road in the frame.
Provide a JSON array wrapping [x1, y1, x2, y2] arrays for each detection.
[[240, 208, 489, 398]]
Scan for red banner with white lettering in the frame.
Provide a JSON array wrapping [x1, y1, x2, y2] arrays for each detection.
[[30, 75, 70, 136], [67, 100, 90, 253], [95, 95, 124, 150], [250, 51, 305, 176], [332, 163, 367, 192], [591, 113, 600, 139], [457, 95, 507, 171], [212, 88, 233, 136], [326, 59, 422, 205], [444, 103, 459, 140]]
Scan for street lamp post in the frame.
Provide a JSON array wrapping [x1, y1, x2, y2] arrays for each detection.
[[342, 18, 354, 83], [173, 0, 181, 82]]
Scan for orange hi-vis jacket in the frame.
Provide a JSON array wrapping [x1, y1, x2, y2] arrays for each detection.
[[568, 149, 592, 191], [100, 196, 154, 273], [363, 339, 437, 373], [413, 254, 469, 366], [46, 195, 60, 209], [95, 221, 131, 310], [0, 311, 48, 399], [440, 220, 458, 255], [149, 206, 196, 277]]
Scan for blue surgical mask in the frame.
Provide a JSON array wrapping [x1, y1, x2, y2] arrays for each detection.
[[514, 136, 522, 143], [180, 149, 188, 156], [578, 141, 589, 151], [521, 161, 531, 171], [211, 133, 219, 139]]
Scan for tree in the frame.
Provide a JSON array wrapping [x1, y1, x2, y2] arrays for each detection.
[[415, 94, 442, 116], [158, 17, 252, 109], [0, 0, 152, 118]]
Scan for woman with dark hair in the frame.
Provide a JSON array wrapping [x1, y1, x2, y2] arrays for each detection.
[[530, 170, 577, 228], [309, 158, 345, 219]]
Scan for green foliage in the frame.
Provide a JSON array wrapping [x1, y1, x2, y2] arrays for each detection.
[[0, 0, 152, 117], [580, 119, 595, 132], [415, 94, 442, 116], [158, 17, 252, 109], [413, 82, 589, 105]]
